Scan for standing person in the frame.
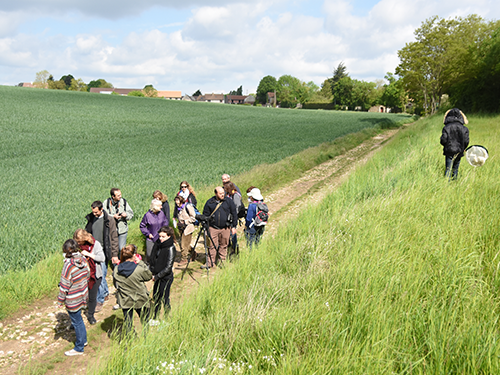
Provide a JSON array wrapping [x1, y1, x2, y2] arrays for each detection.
[[174, 181, 198, 222], [140, 199, 168, 263], [224, 182, 245, 255], [202, 186, 237, 268], [57, 239, 89, 356], [73, 229, 105, 325], [440, 108, 469, 180], [85, 200, 119, 312], [221, 174, 241, 195], [149, 226, 176, 321], [104, 188, 134, 252], [245, 188, 266, 249], [174, 195, 197, 264], [113, 244, 152, 333], [153, 190, 170, 223]]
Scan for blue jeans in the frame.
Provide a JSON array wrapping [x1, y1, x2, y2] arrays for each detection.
[[445, 155, 462, 179], [68, 309, 87, 352], [97, 261, 109, 304], [118, 233, 127, 253]]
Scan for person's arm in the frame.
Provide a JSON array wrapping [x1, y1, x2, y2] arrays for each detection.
[[138, 261, 153, 282], [140, 213, 151, 237], [463, 127, 470, 152], [190, 194, 198, 207], [82, 241, 105, 263], [155, 246, 175, 279], [440, 128, 448, 146], [202, 199, 212, 217], [229, 199, 237, 229], [186, 204, 197, 224], [57, 265, 71, 305], [124, 200, 134, 221], [108, 217, 120, 263]]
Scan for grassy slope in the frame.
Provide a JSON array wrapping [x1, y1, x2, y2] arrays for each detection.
[[0, 86, 413, 319], [102, 114, 500, 374]]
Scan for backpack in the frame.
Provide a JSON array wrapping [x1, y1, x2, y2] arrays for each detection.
[[106, 197, 128, 213], [253, 202, 269, 227], [186, 203, 201, 225]]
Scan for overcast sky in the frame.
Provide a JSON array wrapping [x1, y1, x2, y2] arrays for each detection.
[[1, 0, 499, 95]]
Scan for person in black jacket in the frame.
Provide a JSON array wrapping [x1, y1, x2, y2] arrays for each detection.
[[202, 186, 237, 268], [440, 108, 469, 180], [149, 226, 176, 320]]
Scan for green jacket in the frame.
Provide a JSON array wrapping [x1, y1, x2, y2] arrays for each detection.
[[113, 260, 152, 309]]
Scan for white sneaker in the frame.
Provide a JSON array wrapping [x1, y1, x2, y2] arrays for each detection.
[[65, 349, 83, 356], [112, 304, 120, 310]]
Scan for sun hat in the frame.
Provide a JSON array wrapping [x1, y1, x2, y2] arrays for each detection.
[[249, 188, 263, 201]]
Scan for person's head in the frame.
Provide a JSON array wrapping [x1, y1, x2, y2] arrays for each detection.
[[158, 226, 175, 242], [153, 190, 168, 203], [120, 244, 137, 263], [174, 195, 185, 207], [91, 201, 103, 217], [246, 186, 256, 195], [62, 239, 81, 258], [221, 174, 231, 184], [215, 186, 225, 200], [180, 181, 196, 196], [249, 188, 263, 201], [110, 188, 121, 202], [150, 199, 162, 213], [224, 182, 237, 196], [73, 228, 94, 246]]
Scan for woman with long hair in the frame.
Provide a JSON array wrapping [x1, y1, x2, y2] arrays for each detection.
[[174, 195, 197, 264], [113, 244, 152, 332], [140, 199, 168, 263], [73, 229, 105, 325], [149, 226, 176, 321], [177, 181, 197, 207], [153, 190, 170, 222], [57, 239, 89, 356]]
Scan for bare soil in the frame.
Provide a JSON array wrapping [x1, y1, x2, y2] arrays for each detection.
[[0, 128, 398, 375]]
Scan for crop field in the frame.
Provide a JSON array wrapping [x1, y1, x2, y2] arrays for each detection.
[[0, 85, 411, 274]]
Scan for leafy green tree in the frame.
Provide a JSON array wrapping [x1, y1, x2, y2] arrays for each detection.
[[48, 79, 66, 90], [277, 75, 302, 108], [128, 90, 145, 97], [68, 78, 88, 92], [228, 85, 243, 95], [351, 80, 377, 110], [380, 73, 406, 112], [256, 75, 277, 104], [192, 89, 202, 96], [330, 62, 348, 105], [87, 79, 113, 91], [143, 85, 158, 98], [332, 76, 353, 108], [60, 74, 75, 88], [33, 70, 50, 88], [396, 15, 496, 115]]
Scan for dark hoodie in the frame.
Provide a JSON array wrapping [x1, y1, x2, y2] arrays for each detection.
[[440, 108, 469, 157], [149, 237, 175, 279]]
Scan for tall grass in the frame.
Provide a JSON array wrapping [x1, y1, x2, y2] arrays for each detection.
[[100, 114, 500, 374]]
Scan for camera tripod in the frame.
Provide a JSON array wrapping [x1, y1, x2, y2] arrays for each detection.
[[181, 217, 221, 280]]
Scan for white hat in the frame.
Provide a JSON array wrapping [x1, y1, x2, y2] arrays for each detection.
[[249, 188, 263, 201]]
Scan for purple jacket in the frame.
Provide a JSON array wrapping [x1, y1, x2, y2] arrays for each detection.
[[140, 210, 168, 242]]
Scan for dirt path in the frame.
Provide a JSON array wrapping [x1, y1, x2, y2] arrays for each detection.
[[0, 128, 398, 375]]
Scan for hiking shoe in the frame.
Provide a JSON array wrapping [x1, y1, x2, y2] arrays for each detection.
[[88, 317, 97, 325], [65, 349, 83, 356], [95, 302, 103, 313], [112, 304, 120, 310]]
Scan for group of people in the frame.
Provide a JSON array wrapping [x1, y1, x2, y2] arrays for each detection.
[[57, 175, 267, 356]]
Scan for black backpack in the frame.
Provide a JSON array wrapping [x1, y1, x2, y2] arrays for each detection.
[[253, 202, 269, 226]]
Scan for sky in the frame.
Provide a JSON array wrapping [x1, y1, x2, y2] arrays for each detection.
[[1, 0, 499, 95]]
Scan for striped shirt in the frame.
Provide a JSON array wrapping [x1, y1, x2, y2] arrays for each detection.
[[58, 253, 90, 312]]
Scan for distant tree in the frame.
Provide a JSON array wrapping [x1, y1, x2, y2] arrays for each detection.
[[48, 79, 66, 90], [33, 70, 50, 89], [192, 89, 202, 96], [380, 73, 406, 112], [228, 85, 243, 95], [60, 74, 75, 88], [256, 75, 277, 104], [87, 79, 113, 91], [330, 62, 349, 105], [68, 78, 88, 92], [143, 84, 158, 98], [128, 90, 145, 97], [351, 79, 377, 110]]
